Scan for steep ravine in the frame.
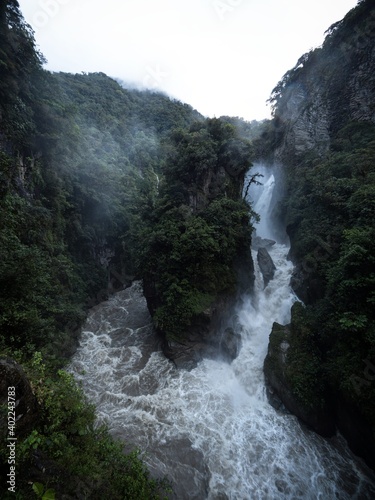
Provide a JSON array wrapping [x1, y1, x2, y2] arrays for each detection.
[[69, 168, 375, 499], [263, 0, 375, 470], [272, 0, 375, 165]]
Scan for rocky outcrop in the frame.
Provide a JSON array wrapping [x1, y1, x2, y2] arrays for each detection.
[[264, 322, 375, 467], [188, 164, 229, 212], [275, 88, 331, 163], [289, 264, 325, 305], [335, 391, 375, 471], [251, 236, 275, 251], [161, 294, 242, 370], [257, 247, 276, 288], [143, 120, 254, 369], [264, 322, 335, 436], [273, 1, 375, 166], [220, 327, 242, 360], [151, 243, 254, 369], [263, 0, 375, 472]]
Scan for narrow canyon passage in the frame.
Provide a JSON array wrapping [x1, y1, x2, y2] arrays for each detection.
[[69, 168, 375, 499]]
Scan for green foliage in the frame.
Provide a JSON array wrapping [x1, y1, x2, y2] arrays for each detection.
[[140, 204, 237, 338], [0, 1, 45, 145], [0, 3, 255, 495], [32, 482, 55, 500], [2, 353, 171, 499], [135, 118, 254, 339], [161, 118, 253, 201], [276, 119, 375, 422], [285, 303, 326, 410], [263, 0, 375, 424], [0, 66, 204, 355], [0, 192, 87, 355], [0, 5, 204, 495]]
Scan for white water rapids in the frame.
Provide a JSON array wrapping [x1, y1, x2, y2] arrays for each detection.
[[69, 167, 375, 499]]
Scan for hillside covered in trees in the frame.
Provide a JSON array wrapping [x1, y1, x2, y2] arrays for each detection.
[[263, 0, 375, 470], [0, 1, 258, 497], [1, 0, 375, 496]]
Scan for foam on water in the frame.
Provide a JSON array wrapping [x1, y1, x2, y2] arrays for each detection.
[[253, 173, 276, 239], [69, 261, 375, 499], [69, 168, 375, 499]]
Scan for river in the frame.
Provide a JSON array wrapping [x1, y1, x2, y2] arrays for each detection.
[[69, 166, 375, 499]]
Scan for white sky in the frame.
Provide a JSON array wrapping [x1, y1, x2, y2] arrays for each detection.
[[18, 0, 359, 121]]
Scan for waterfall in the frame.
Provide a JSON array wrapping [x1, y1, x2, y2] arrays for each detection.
[[69, 165, 375, 499], [253, 173, 275, 239]]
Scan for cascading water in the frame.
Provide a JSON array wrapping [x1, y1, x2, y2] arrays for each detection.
[[252, 173, 275, 239], [69, 164, 375, 499]]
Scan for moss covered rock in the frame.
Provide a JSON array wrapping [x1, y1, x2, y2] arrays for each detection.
[[264, 304, 335, 436]]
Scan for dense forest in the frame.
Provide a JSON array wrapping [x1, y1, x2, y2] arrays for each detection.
[[0, 1, 258, 497], [263, 0, 375, 469], [1, 0, 375, 497]]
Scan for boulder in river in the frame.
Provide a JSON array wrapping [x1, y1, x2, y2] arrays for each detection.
[[252, 236, 276, 250], [257, 247, 276, 288]]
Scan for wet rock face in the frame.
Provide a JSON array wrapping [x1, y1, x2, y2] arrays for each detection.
[[251, 236, 276, 251], [161, 295, 243, 370], [335, 393, 375, 471], [220, 327, 242, 361], [277, 87, 331, 162], [289, 264, 325, 305], [0, 358, 39, 440], [263, 323, 335, 437], [274, 5, 375, 166], [264, 322, 375, 468], [257, 247, 276, 288]]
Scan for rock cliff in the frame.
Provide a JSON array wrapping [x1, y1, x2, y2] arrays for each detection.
[[257, 247, 276, 288], [272, 0, 375, 166], [264, 0, 375, 470], [142, 119, 255, 369]]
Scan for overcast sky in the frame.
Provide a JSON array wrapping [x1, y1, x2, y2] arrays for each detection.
[[18, 0, 358, 121]]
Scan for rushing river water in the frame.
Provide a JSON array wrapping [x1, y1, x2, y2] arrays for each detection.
[[70, 167, 375, 499]]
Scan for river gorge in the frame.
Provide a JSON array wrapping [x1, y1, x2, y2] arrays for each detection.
[[69, 168, 375, 499]]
